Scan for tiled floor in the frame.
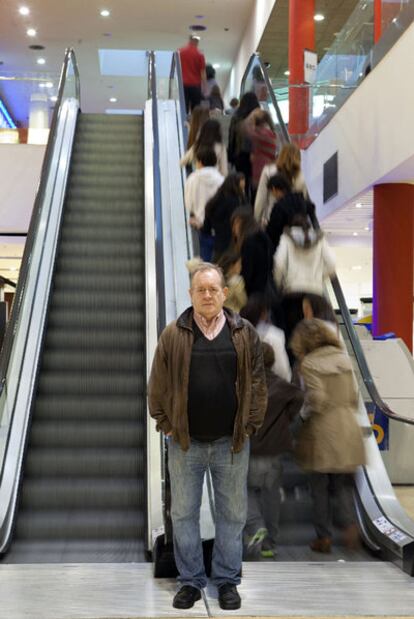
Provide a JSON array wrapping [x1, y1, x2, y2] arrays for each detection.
[[1, 562, 414, 619]]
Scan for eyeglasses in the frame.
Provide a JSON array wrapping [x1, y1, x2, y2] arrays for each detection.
[[193, 287, 222, 296]]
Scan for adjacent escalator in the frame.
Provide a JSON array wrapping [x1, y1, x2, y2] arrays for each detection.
[[5, 112, 147, 563]]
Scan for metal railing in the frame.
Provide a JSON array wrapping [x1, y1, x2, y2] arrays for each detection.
[[0, 48, 80, 394], [240, 52, 414, 427]]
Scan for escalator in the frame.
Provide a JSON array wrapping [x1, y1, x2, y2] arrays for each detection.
[[158, 50, 414, 577], [0, 49, 167, 564], [5, 113, 146, 563]]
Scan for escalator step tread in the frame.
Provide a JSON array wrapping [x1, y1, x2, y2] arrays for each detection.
[[20, 478, 145, 509], [35, 395, 145, 420], [26, 448, 144, 477], [15, 509, 145, 540], [29, 420, 145, 449], [37, 371, 144, 396], [40, 350, 143, 372]]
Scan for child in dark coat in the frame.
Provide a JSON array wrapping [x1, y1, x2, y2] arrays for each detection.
[[245, 342, 304, 558]]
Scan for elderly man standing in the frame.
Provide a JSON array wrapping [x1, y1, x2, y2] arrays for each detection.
[[148, 263, 267, 611]]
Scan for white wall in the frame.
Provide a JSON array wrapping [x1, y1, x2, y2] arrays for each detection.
[[0, 145, 45, 232], [302, 20, 414, 221], [224, 0, 277, 101]]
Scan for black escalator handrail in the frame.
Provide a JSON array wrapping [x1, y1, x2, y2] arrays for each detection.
[[0, 276, 16, 290], [240, 53, 289, 143], [0, 48, 80, 394], [148, 51, 166, 333], [241, 53, 414, 427], [331, 275, 414, 426], [169, 51, 188, 148]]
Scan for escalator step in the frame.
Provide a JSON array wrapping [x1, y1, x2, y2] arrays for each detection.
[[47, 310, 143, 331], [66, 185, 142, 201], [35, 395, 145, 420], [54, 255, 145, 276], [29, 420, 144, 448], [26, 448, 144, 477], [44, 329, 144, 350], [60, 226, 142, 243], [58, 240, 143, 259], [37, 371, 143, 396], [41, 350, 143, 373], [15, 509, 145, 540], [52, 272, 144, 293], [61, 211, 144, 229], [20, 479, 145, 509], [64, 198, 141, 213], [49, 290, 143, 310]]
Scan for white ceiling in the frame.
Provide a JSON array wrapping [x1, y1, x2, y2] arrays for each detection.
[[0, 0, 255, 124], [321, 189, 373, 247]]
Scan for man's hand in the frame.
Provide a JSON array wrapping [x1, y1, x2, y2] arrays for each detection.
[[189, 215, 201, 229]]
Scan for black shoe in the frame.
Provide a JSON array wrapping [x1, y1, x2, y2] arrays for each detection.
[[173, 585, 201, 609], [218, 583, 241, 610]]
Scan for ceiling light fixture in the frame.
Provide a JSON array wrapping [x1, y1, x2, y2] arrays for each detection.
[[100, 9, 110, 17], [353, 232, 359, 236], [364, 226, 370, 231], [284, 70, 290, 76], [355, 202, 362, 208], [50, 96, 58, 102], [37, 57, 46, 65], [19, 6, 30, 16], [109, 97, 117, 103], [45, 82, 53, 88], [314, 13, 325, 22], [213, 63, 220, 69], [27, 28, 36, 37], [352, 265, 362, 271]]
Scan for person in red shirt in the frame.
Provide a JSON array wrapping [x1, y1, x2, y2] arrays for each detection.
[[179, 35, 207, 113]]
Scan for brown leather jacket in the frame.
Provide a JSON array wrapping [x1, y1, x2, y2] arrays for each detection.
[[148, 306, 267, 452]]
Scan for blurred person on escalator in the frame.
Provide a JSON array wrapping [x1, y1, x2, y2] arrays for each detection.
[[244, 341, 303, 559], [290, 318, 366, 554], [181, 118, 228, 176], [179, 35, 207, 113], [228, 91, 260, 199], [273, 212, 336, 358], [255, 143, 308, 227], [202, 172, 245, 262], [184, 147, 224, 262]]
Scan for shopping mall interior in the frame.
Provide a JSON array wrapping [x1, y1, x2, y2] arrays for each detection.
[[1, 1, 414, 618]]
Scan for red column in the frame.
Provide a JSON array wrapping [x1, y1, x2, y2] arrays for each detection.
[[373, 184, 414, 351], [374, 0, 382, 43], [288, 0, 315, 141]]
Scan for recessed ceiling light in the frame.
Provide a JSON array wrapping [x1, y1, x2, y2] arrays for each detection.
[[353, 232, 359, 236], [27, 28, 37, 37], [352, 265, 362, 271], [39, 83, 46, 88], [50, 96, 58, 102], [213, 63, 220, 69], [364, 226, 370, 231], [37, 57, 46, 65], [100, 9, 110, 17], [45, 82, 53, 88], [314, 13, 325, 21], [109, 97, 117, 103], [355, 202, 362, 208], [19, 6, 30, 16], [284, 70, 290, 76]]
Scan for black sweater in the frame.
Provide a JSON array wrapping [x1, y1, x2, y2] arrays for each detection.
[[187, 322, 238, 442], [266, 192, 318, 252]]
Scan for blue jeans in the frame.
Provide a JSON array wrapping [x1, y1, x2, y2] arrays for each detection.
[[168, 436, 249, 589]]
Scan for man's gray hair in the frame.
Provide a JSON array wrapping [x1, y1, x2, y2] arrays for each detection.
[[190, 262, 226, 289]]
